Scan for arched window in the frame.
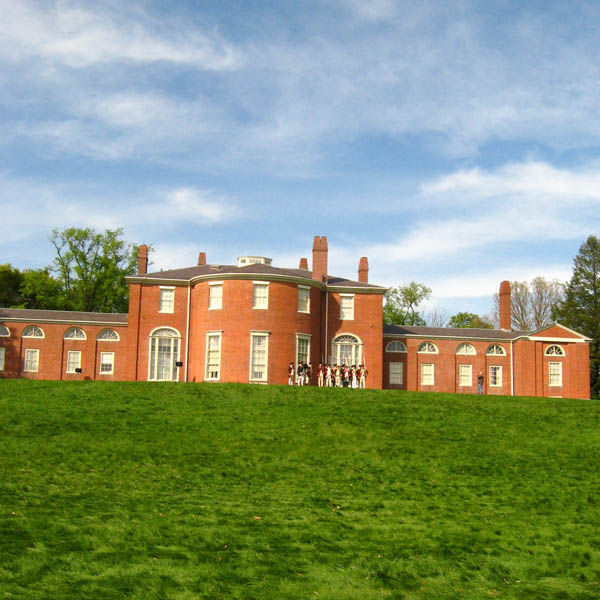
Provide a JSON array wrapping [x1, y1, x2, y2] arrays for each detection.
[[64, 327, 86, 340], [456, 343, 476, 355], [331, 334, 362, 366], [148, 328, 181, 381], [97, 329, 119, 341], [0, 324, 9, 337], [386, 341, 407, 353], [417, 341, 438, 354], [545, 345, 565, 356], [22, 325, 44, 338], [486, 344, 506, 356]]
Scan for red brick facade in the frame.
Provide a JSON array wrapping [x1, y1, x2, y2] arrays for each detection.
[[0, 243, 592, 399]]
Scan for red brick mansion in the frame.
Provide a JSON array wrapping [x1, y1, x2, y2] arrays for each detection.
[[0, 236, 591, 398]]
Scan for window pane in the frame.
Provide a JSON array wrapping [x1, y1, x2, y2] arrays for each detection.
[[24, 349, 39, 372], [100, 352, 114, 373], [253, 284, 269, 309], [206, 334, 221, 379], [209, 285, 223, 309], [250, 335, 268, 380], [340, 296, 354, 320], [66, 351, 81, 373], [459, 364, 472, 386], [0, 347, 5, 370], [298, 287, 310, 312], [160, 289, 174, 313], [421, 363, 434, 385], [489, 366, 502, 386], [297, 337, 309, 364], [389, 362, 403, 384], [549, 362, 562, 386]]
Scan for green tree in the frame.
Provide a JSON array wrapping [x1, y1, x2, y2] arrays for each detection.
[[19, 269, 66, 310], [49, 228, 144, 313], [0, 264, 23, 307], [555, 235, 600, 397], [448, 311, 494, 329], [383, 282, 431, 326]]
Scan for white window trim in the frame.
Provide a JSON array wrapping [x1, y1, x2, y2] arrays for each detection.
[[421, 363, 434, 386], [249, 332, 269, 382], [486, 344, 506, 356], [296, 334, 311, 365], [252, 282, 270, 310], [205, 332, 222, 381], [456, 343, 476, 355], [418, 341, 438, 354], [0, 325, 9, 337], [458, 364, 472, 387], [389, 361, 403, 385], [22, 326, 44, 339], [64, 327, 87, 340], [159, 286, 175, 314], [545, 344, 565, 356], [208, 281, 223, 310], [549, 361, 563, 386], [99, 352, 114, 375], [97, 329, 120, 342], [66, 350, 82, 373], [386, 341, 407, 353], [147, 328, 181, 382], [24, 348, 39, 373], [339, 293, 355, 321], [0, 347, 5, 370], [298, 285, 311, 314], [489, 365, 503, 387]]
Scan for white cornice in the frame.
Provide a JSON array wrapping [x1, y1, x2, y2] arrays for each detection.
[[1, 317, 127, 327]]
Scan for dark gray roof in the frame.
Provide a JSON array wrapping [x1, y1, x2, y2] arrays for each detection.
[[141, 263, 384, 289], [383, 324, 529, 340], [0, 307, 128, 324]]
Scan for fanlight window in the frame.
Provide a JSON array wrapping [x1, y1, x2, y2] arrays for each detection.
[[545, 345, 565, 356], [417, 341, 438, 354], [486, 344, 506, 356], [97, 329, 119, 341], [0, 325, 9, 337], [456, 343, 476, 355], [22, 325, 44, 338], [148, 328, 180, 381], [331, 334, 362, 366], [64, 327, 86, 340], [386, 341, 407, 353]]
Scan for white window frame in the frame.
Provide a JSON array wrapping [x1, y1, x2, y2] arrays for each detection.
[[421, 363, 434, 386], [418, 341, 438, 354], [205, 332, 222, 381], [0, 347, 5, 370], [489, 365, 502, 387], [98, 329, 119, 341], [249, 332, 269, 382], [298, 285, 310, 314], [99, 352, 114, 374], [66, 350, 82, 373], [459, 364, 472, 386], [296, 334, 311, 365], [22, 326, 44, 338], [148, 327, 181, 382], [340, 294, 354, 321], [549, 361, 562, 386], [252, 282, 269, 310], [486, 344, 506, 356], [386, 341, 407, 353], [545, 345, 565, 356], [24, 348, 39, 372], [64, 327, 86, 340], [389, 361, 403, 385], [331, 334, 362, 366], [0, 325, 9, 337], [456, 343, 476, 355], [208, 282, 223, 310], [159, 286, 175, 314]]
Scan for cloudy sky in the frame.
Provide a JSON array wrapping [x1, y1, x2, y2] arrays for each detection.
[[2, 0, 599, 317]]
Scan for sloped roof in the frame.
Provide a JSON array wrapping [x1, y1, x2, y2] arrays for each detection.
[[383, 324, 529, 340], [0, 307, 128, 324]]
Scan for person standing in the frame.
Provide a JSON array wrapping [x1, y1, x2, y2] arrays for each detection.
[[317, 362, 324, 387], [304, 363, 311, 385], [297, 362, 304, 386], [359, 364, 367, 389], [477, 371, 484, 394], [288, 362, 295, 385]]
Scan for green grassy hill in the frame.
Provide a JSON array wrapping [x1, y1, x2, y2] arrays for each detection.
[[1, 380, 599, 599]]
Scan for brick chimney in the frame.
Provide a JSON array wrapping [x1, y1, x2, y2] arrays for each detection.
[[312, 236, 328, 282], [358, 257, 369, 283], [137, 244, 148, 275], [499, 280, 511, 330], [299, 257, 308, 270], [198, 252, 207, 266]]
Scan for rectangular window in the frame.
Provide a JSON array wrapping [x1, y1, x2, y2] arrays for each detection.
[[489, 365, 502, 387], [250, 333, 268, 381], [24, 349, 39, 373], [0, 347, 5, 371], [296, 335, 310, 365], [205, 333, 222, 380], [159, 287, 175, 313], [66, 350, 81, 373], [100, 352, 114, 374], [389, 362, 403, 385], [208, 283, 223, 310], [421, 363, 434, 386], [298, 286, 310, 313], [549, 362, 562, 386], [253, 283, 269, 309], [459, 364, 472, 387], [340, 294, 354, 320]]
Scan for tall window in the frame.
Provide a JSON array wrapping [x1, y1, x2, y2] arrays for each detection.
[[66, 351, 81, 373], [209, 283, 223, 310], [98, 329, 119, 341], [0, 347, 5, 370], [389, 362, 403, 385], [331, 334, 361, 366], [549, 362, 562, 386], [205, 333, 222, 380], [0, 325, 9, 337], [421, 363, 434, 385], [24, 349, 39, 372], [253, 283, 269, 309], [489, 365, 502, 387], [100, 352, 114, 374], [148, 328, 180, 381], [159, 288, 175, 313], [386, 341, 407, 353], [459, 364, 472, 386], [296, 335, 310, 365], [64, 327, 86, 340], [340, 295, 354, 320], [298, 286, 310, 313], [22, 326, 44, 338], [456, 343, 476, 355], [250, 334, 268, 381]]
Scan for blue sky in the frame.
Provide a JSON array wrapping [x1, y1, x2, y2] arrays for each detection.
[[2, 0, 600, 319]]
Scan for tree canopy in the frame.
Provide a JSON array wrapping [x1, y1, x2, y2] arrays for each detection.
[[383, 282, 431, 326], [448, 312, 494, 329]]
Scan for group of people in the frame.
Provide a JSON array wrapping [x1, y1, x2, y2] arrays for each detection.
[[288, 362, 368, 389]]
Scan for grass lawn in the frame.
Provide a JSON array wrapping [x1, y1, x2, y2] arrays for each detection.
[[0, 380, 599, 599]]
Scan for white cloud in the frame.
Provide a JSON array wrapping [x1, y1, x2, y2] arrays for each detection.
[[162, 188, 238, 224]]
